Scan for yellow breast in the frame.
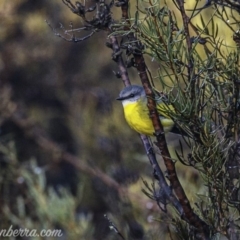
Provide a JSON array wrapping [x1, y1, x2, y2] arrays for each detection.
[[123, 100, 174, 136]]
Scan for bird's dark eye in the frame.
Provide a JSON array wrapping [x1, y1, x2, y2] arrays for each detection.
[[130, 93, 134, 97]]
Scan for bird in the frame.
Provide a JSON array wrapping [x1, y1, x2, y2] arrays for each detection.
[[116, 85, 175, 136]]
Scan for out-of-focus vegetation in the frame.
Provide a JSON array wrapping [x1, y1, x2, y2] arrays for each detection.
[[0, 0, 240, 239], [0, 1, 156, 239]]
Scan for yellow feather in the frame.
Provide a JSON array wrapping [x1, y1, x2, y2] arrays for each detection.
[[123, 99, 174, 136]]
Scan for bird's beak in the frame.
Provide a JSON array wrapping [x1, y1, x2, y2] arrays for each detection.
[[116, 96, 123, 101]]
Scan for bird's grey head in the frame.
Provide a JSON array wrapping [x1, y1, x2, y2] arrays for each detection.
[[116, 85, 145, 105]]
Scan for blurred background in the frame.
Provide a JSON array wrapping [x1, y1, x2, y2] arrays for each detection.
[[0, 0, 234, 239]]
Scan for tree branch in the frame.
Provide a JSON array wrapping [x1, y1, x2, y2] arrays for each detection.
[[118, 0, 210, 238]]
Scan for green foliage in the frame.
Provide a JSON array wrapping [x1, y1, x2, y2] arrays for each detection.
[[126, 0, 240, 237]]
